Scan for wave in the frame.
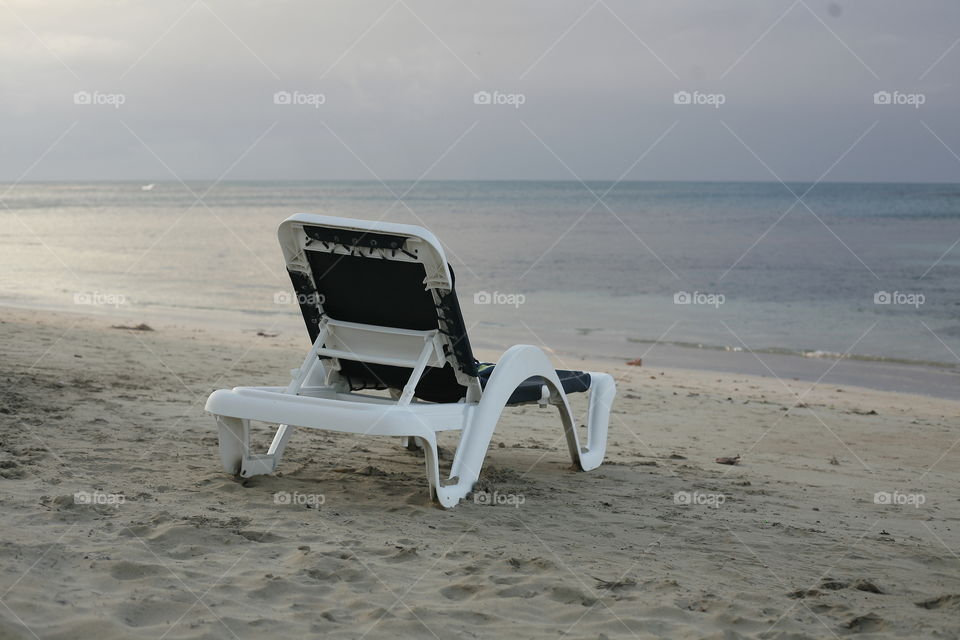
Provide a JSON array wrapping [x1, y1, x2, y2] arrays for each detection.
[[625, 337, 960, 370]]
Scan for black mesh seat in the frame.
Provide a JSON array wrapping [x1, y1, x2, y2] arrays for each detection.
[[477, 364, 592, 406]]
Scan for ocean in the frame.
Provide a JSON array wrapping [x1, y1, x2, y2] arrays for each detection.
[[2, 181, 958, 394]]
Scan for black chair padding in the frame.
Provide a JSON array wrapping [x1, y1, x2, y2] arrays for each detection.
[[477, 364, 592, 406], [288, 229, 476, 402]]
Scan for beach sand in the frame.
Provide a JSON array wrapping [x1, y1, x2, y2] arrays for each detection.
[[1, 307, 958, 639]]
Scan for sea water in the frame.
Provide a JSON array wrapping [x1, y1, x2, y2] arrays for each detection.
[[2, 180, 958, 387]]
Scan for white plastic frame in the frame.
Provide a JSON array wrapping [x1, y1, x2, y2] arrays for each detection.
[[205, 214, 617, 508]]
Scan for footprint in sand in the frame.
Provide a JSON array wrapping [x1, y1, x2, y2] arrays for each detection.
[[916, 594, 960, 610], [116, 597, 190, 628], [444, 610, 494, 625], [440, 583, 485, 601], [386, 547, 419, 562], [506, 557, 556, 574], [495, 583, 542, 599], [109, 560, 165, 581], [235, 529, 285, 543], [548, 585, 597, 606], [844, 613, 886, 633]]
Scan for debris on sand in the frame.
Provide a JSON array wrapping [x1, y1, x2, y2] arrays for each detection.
[[592, 575, 637, 591], [626, 358, 642, 366], [715, 455, 741, 465], [110, 323, 154, 331], [256, 331, 278, 337]]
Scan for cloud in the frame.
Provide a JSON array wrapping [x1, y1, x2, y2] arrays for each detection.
[[1, 0, 958, 182]]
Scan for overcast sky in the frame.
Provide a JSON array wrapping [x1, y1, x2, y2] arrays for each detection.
[[2, 1, 958, 182]]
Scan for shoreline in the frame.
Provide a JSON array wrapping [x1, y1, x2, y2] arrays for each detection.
[[3, 300, 956, 400]]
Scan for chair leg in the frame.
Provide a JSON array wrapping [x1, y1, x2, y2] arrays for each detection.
[[216, 416, 248, 475], [436, 347, 617, 507], [267, 424, 295, 467], [216, 416, 293, 478], [401, 436, 422, 451], [408, 433, 457, 508], [437, 345, 572, 506], [575, 372, 616, 471]]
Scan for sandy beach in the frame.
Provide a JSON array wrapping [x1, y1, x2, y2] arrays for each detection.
[[1, 306, 958, 639], [3, 0, 959, 637]]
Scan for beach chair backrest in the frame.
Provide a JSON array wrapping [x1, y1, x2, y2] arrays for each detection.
[[278, 214, 477, 402]]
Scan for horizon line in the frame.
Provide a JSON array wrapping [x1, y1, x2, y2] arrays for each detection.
[[4, 178, 959, 186]]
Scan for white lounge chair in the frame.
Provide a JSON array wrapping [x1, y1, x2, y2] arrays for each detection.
[[205, 214, 616, 508]]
